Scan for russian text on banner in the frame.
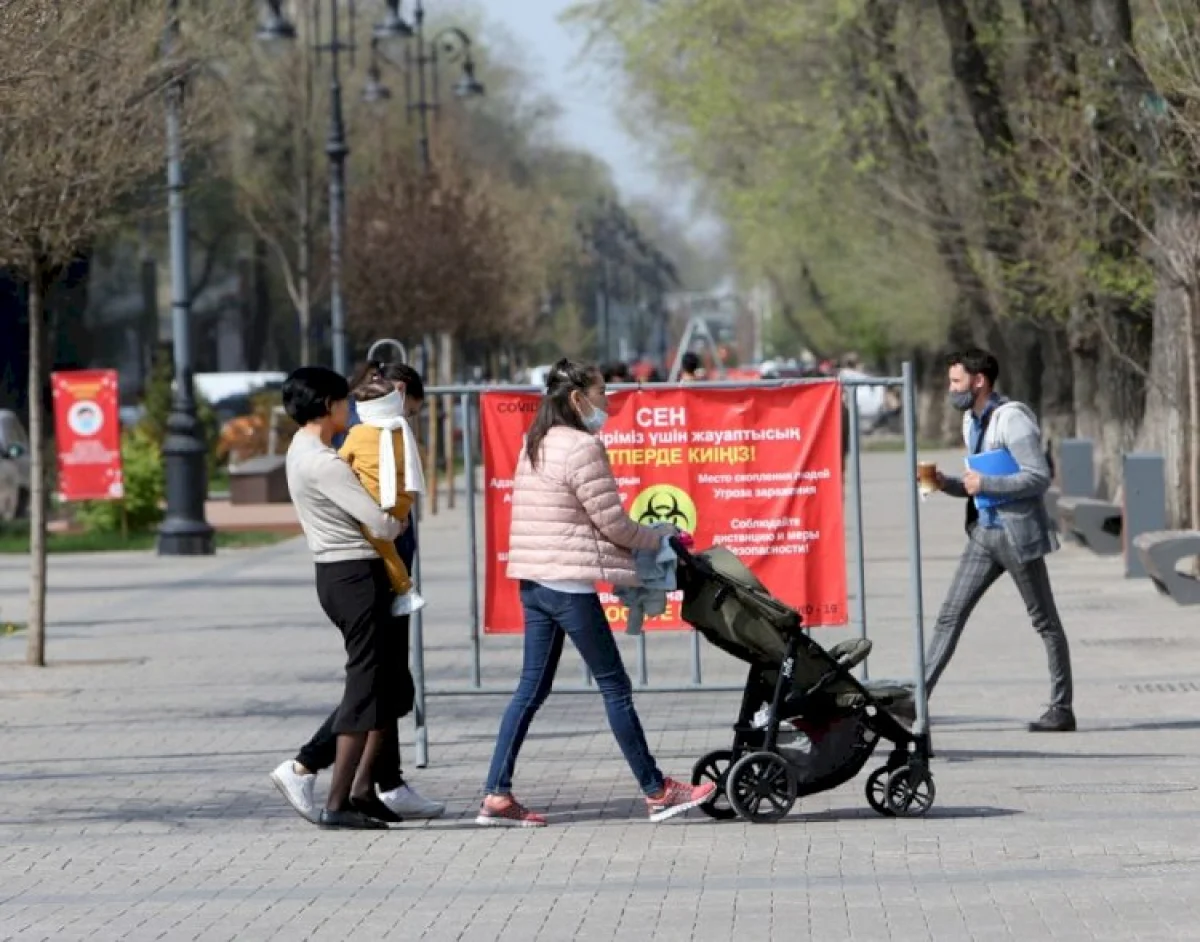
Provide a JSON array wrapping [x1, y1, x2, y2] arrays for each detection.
[[51, 369, 124, 502], [481, 383, 847, 633]]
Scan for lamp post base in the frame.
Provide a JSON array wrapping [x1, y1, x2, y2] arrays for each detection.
[[157, 518, 216, 556], [157, 399, 215, 557]]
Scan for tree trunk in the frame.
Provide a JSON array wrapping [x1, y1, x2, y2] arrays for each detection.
[[246, 238, 272, 371], [1039, 321, 1076, 444], [1096, 309, 1149, 498], [297, 209, 311, 365], [1136, 200, 1196, 528], [862, 0, 1005, 346], [26, 259, 48, 667], [1071, 0, 1154, 499], [1188, 286, 1200, 532], [1068, 307, 1104, 488]]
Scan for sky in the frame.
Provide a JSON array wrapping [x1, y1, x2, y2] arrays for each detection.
[[462, 0, 684, 213], [478, 0, 656, 194]]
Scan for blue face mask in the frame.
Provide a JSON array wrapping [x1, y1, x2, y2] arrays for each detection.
[[582, 403, 608, 433]]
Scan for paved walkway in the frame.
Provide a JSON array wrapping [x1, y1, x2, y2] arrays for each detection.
[[2, 450, 1200, 941]]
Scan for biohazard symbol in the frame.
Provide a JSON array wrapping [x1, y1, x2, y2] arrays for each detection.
[[630, 484, 698, 533]]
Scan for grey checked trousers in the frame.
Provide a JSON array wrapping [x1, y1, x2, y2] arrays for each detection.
[[925, 525, 1074, 708]]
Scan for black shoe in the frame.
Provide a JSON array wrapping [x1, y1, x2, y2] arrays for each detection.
[[1028, 706, 1076, 732], [350, 791, 403, 824], [317, 808, 390, 830]]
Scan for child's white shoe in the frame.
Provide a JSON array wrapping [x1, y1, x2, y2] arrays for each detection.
[[391, 590, 426, 616]]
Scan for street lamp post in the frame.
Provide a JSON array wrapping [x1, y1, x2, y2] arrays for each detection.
[[363, 0, 485, 176], [323, 3, 350, 377], [259, 0, 412, 374], [157, 0, 215, 557]]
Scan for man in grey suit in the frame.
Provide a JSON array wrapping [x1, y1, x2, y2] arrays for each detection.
[[926, 348, 1076, 732]]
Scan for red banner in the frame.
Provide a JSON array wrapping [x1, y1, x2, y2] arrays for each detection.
[[481, 383, 847, 633], [51, 369, 124, 502]]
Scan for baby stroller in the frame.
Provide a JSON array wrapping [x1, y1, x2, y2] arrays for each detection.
[[672, 540, 935, 822]]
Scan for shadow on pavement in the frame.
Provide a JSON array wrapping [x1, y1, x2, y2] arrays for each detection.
[[940, 747, 1174, 763]]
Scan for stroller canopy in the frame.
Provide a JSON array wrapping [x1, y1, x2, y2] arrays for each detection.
[[679, 546, 804, 667]]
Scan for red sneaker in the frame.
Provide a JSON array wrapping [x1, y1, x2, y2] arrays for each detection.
[[646, 777, 717, 822], [475, 794, 547, 828]]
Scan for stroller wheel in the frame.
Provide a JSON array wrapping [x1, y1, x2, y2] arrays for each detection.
[[865, 767, 896, 817], [691, 750, 739, 821], [884, 766, 936, 817], [726, 751, 797, 823]]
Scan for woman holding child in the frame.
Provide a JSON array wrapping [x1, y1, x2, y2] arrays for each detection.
[[273, 362, 443, 829], [276, 366, 403, 829]]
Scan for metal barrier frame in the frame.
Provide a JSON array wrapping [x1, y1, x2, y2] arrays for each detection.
[[406, 366, 929, 768]]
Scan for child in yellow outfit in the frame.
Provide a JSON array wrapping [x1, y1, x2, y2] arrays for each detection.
[[339, 377, 427, 615]]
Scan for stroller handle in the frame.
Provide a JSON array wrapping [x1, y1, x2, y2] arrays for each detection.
[[667, 535, 694, 562]]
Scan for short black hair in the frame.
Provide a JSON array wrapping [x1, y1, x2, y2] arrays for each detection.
[[681, 351, 701, 373], [282, 366, 349, 425], [947, 347, 1000, 386]]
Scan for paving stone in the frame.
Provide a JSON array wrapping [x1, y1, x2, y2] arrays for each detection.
[[2, 450, 1199, 940]]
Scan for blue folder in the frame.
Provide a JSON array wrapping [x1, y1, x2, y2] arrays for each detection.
[[966, 448, 1020, 510]]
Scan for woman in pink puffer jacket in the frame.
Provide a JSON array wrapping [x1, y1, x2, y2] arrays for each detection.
[[476, 358, 716, 827]]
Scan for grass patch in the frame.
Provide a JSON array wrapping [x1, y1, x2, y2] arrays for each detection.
[[0, 529, 290, 555], [209, 467, 231, 496]]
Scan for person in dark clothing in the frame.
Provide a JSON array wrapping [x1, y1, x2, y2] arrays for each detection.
[[271, 360, 446, 822], [602, 362, 631, 383], [679, 351, 702, 382]]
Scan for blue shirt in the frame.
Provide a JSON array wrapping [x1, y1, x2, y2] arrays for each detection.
[[968, 395, 1004, 529], [335, 399, 417, 566]]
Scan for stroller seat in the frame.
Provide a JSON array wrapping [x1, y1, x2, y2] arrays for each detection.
[[834, 681, 913, 709]]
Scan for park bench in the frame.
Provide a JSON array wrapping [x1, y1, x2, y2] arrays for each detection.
[[1057, 495, 1122, 555], [1132, 531, 1200, 606]]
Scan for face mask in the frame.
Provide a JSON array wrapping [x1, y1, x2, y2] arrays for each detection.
[[582, 402, 608, 433], [948, 389, 975, 412]]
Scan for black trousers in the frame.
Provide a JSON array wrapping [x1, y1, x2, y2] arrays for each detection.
[[297, 614, 413, 789], [314, 558, 406, 734]]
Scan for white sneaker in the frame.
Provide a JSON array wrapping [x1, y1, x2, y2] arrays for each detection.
[[391, 590, 427, 617], [377, 783, 445, 819], [270, 760, 317, 822]]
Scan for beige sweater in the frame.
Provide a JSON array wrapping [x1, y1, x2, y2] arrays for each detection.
[[286, 431, 402, 563]]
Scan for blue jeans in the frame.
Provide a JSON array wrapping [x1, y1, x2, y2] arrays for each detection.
[[484, 581, 666, 797]]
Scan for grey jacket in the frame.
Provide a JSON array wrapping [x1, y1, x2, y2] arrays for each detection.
[[942, 398, 1058, 563]]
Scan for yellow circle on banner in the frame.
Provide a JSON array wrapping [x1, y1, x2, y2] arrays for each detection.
[[630, 483, 698, 532]]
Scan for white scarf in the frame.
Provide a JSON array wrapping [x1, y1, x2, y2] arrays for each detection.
[[354, 391, 425, 510]]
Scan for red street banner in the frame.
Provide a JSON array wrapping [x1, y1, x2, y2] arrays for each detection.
[[481, 383, 847, 633], [51, 369, 124, 502]]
